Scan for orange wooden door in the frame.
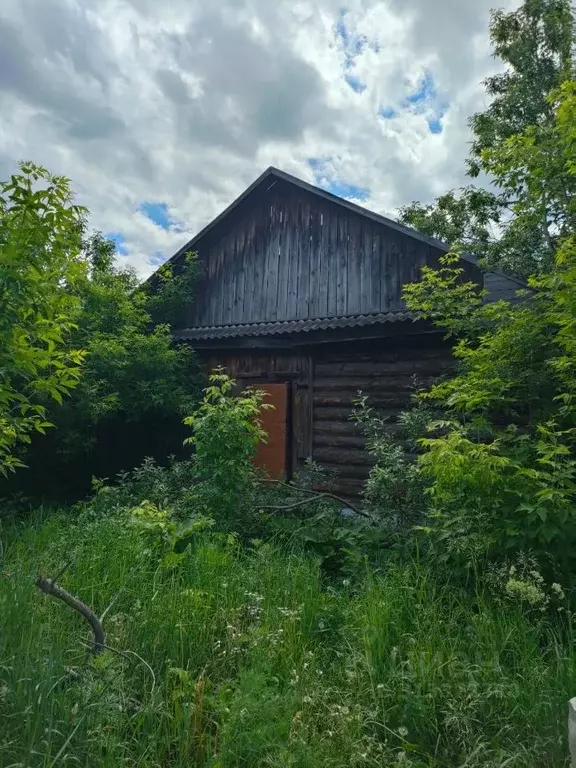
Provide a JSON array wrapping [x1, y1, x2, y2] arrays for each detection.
[[254, 383, 288, 479]]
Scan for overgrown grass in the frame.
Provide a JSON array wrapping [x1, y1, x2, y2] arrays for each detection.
[[1, 510, 574, 767]]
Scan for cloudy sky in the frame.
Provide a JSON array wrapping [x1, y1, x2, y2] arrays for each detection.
[[0, 0, 517, 278]]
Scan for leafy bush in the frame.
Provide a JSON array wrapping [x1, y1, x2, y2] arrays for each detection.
[[184, 371, 271, 526], [352, 395, 429, 533], [1, 233, 202, 500], [401, 80, 576, 574], [0, 162, 87, 473]]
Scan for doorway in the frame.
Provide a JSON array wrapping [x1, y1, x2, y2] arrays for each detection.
[[254, 382, 290, 479]]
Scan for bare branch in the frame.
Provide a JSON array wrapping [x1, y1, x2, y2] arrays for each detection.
[[261, 478, 370, 519], [259, 494, 332, 512], [35, 575, 105, 654]]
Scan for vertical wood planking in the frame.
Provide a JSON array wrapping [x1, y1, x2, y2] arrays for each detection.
[[360, 219, 372, 313], [276, 200, 288, 320], [183, 180, 488, 330], [336, 212, 348, 315], [388, 232, 404, 310], [286, 194, 298, 319], [381, 227, 393, 310], [327, 205, 338, 317], [264, 199, 280, 320], [244, 215, 257, 323], [309, 204, 321, 317], [296, 196, 309, 318], [370, 222, 382, 313], [347, 213, 361, 314]]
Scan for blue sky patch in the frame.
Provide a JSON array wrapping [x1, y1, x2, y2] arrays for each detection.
[[307, 158, 369, 202], [139, 201, 172, 229], [379, 106, 397, 119], [327, 180, 370, 201], [404, 71, 436, 107], [377, 70, 450, 134], [149, 251, 166, 266], [345, 73, 366, 93], [335, 9, 368, 93], [428, 117, 443, 134], [107, 232, 128, 256]]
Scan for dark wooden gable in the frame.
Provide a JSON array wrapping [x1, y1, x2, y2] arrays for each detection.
[[183, 172, 481, 329]]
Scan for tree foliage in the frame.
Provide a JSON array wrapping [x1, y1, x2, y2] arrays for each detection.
[[0, 162, 87, 474], [403, 79, 576, 570], [399, 0, 575, 277], [5, 232, 202, 498]]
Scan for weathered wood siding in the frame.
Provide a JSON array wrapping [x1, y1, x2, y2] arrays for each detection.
[[188, 179, 480, 328], [310, 337, 455, 498], [201, 336, 455, 498]]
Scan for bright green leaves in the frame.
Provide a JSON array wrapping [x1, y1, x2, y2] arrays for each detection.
[[0, 162, 87, 473], [402, 81, 576, 569], [184, 370, 271, 521]]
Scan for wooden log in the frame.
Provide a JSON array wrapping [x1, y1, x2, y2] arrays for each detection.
[[313, 447, 375, 466], [321, 463, 372, 479], [314, 434, 367, 449], [315, 360, 455, 377], [314, 376, 433, 391], [319, 345, 452, 365], [313, 394, 411, 408], [314, 421, 364, 436], [314, 406, 354, 420], [314, 406, 399, 421], [314, 421, 403, 437], [313, 478, 365, 499]]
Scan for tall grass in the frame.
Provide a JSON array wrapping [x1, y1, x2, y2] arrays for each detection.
[[0, 510, 574, 767]]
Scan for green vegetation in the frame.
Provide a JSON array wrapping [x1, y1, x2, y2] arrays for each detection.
[[1, 1, 576, 765], [399, 0, 575, 277], [0, 163, 87, 474], [1, 508, 574, 768]]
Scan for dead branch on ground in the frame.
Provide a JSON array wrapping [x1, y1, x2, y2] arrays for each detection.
[[260, 478, 370, 519], [35, 575, 105, 655]]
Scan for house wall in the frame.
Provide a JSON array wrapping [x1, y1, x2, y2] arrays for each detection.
[[200, 332, 454, 498], [187, 179, 482, 328]]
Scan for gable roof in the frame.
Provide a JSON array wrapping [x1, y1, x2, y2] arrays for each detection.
[[153, 167, 526, 343], [160, 166, 475, 272]]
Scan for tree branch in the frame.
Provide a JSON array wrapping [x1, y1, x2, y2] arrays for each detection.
[[35, 574, 105, 654], [260, 478, 370, 519], [259, 494, 332, 513]]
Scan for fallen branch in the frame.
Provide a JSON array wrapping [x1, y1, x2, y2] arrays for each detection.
[[260, 478, 370, 519], [259, 494, 332, 513], [35, 575, 105, 655]]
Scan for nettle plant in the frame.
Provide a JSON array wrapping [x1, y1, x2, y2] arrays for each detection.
[[184, 370, 271, 521]]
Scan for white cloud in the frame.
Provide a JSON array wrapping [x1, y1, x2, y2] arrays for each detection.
[[0, 0, 519, 277]]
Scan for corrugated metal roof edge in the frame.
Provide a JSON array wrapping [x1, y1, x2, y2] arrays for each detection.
[[174, 311, 418, 341]]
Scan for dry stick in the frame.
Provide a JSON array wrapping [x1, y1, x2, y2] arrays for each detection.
[[35, 575, 105, 655], [259, 494, 332, 513], [261, 478, 370, 519]]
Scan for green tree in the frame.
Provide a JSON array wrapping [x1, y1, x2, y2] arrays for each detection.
[[0, 162, 87, 474], [403, 80, 576, 569], [4, 232, 202, 499], [399, 0, 575, 277]]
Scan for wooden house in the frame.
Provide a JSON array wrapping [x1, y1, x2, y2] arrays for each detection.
[[160, 167, 523, 497]]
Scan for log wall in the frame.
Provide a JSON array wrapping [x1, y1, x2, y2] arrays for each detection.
[[201, 334, 455, 499], [310, 337, 455, 497]]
